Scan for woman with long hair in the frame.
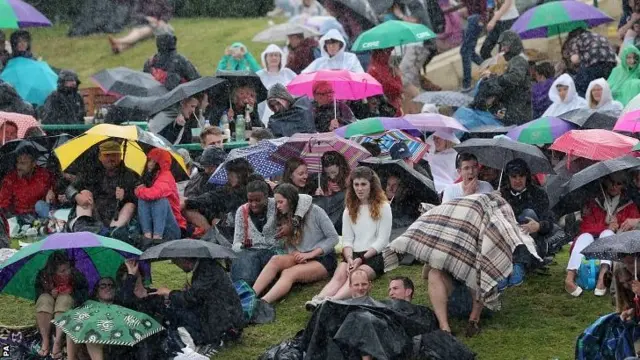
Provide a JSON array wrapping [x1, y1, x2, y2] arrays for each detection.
[[282, 157, 314, 195], [252, 183, 339, 303], [306, 166, 392, 309], [315, 151, 350, 197]]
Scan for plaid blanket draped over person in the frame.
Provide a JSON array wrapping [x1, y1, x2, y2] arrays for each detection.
[[389, 193, 540, 310]]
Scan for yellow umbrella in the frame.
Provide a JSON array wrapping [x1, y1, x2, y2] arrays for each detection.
[[54, 124, 188, 180]]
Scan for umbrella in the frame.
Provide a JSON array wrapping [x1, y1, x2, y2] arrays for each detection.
[[334, 117, 420, 137], [54, 124, 189, 181], [53, 300, 164, 346], [115, 76, 227, 115], [550, 129, 639, 161], [253, 22, 321, 42], [209, 138, 287, 185], [506, 116, 576, 145], [0, 134, 71, 166], [298, 15, 348, 39], [614, 111, 640, 133], [581, 231, 640, 262], [334, 0, 379, 26], [413, 91, 473, 107], [91, 67, 168, 97], [403, 113, 468, 132], [0, 57, 57, 106], [287, 70, 383, 100], [0, 232, 144, 301], [351, 20, 436, 52], [558, 108, 617, 130], [358, 157, 438, 203], [510, 0, 613, 40], [271, 132, 371, 173], [139, 239, 237, 261], [623, 93, 640, 114], [0, 0, 52, 28], [0, 111, 40, 139], [215, 71, 268, 104], [455, 137, 555, 174], [351, 129, 429, 164]]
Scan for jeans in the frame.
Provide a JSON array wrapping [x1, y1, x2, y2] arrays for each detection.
[[34, 200, 50, 219], [517, 208, 539, 225], [137, 198, 181, 240], [480, 18, 517, 60], [461, 14, 485, 88], [230, 248, 277, 285]]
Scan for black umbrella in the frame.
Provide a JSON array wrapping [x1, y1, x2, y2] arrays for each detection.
[[358, 158, 439, 204], [369, 0, 394, 15], [558, 109, 617, 130], [460, 125, 516, 140], [115, 76, 227, 115], [214, 70, 268, 104], [139, 239, 237, 261], [91, 67, 168, 97], [0, 134, 72, 167], [454, 137, 554, 174], [333, 0, 380, 26], [581, 230, 640, 262]]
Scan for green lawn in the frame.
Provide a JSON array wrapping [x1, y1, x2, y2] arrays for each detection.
[[1, 19, 613, 359]]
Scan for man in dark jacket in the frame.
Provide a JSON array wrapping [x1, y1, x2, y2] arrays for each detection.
[[40, 70, 86, 124], [153, 258, 245, 347], [184, 147, 226, 198], [0, 82, 35, 116], [484, 31, 532, 126], [266, 83, 316, 137], [143, 33, 200, 91], [9, 30, 34, 59]]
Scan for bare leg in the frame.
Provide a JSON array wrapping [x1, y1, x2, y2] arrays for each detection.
[[66, 337, 77, 360], [36, 312, 52, 356], [596, 263, 610, 290], [262, 262, 328, 303], [469, 296, 484, 322], [565, 269, 578, 292], [115, 26, 154, 49], [86, 343, 104, 360], [427, 268, 455, 332], [110, 203, 135, 228], [51, 312, 65, 357], [253, 255, 296, 296], [316, 263, 349, 298], [184, 210, 212, 232]]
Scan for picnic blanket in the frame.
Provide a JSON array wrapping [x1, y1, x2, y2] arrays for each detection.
[[389, 193, 540, 310]]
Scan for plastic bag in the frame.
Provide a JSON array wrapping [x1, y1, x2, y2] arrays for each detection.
[[258, 331, 304, 360], [415, 330, 476, 360]]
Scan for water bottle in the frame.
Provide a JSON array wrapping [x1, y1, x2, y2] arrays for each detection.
[[220, 113, 231, 140], [204, 118, 210, 128], [236, 115, 246, 142]]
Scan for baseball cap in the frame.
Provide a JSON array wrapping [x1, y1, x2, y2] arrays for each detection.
[[98, 141, 122, 155], [390, 142, 412, 160]]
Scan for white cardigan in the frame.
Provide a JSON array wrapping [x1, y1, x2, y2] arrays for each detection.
[[342, 203, 393, 253]]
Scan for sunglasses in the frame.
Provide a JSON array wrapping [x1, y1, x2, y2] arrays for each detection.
[[99, 283, 115, 289]]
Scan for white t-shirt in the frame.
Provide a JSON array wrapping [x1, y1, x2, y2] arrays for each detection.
[[500, 0, 519, 21], [441, 180, 495, 203]]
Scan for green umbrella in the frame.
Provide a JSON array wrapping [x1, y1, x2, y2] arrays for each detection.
[[53, 300, 164, 346], [335, 117, 420, 138], [351, 20, 436, 52]]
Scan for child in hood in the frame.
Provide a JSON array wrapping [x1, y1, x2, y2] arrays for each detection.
[[135, 148, 186, 248], [217, 42, 261, 72], [542, 74, 586, 117], [585, 78, 623, 115], [302, 29, 364, 73], [256, 44, 297, 90]]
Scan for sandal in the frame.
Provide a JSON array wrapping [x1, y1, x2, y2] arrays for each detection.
[[465, 320, 481, 338], [37, 346, 49, 357]]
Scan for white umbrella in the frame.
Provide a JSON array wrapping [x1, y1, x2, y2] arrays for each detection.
[[253, 23, 321, 43]]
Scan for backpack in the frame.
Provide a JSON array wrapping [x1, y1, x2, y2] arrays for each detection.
[[577, 258, 601, 291]]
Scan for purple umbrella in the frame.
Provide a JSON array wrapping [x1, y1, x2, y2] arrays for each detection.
[[334, 117, 421, 137], [511, 1, 613, 40], [506, 116, 576, 145], [1, 0, 52, 28]]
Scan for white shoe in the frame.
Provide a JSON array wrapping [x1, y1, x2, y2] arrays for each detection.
[[566, 285, 583, 297], [305, 295, 326, 311], [594, 287, 607, 296], [178, 327, 196, 351]]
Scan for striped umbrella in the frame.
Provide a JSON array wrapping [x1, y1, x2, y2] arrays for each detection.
[[271, 133, 371, 173], [0, 0, 52, 28], [351, 129, 429, 164]]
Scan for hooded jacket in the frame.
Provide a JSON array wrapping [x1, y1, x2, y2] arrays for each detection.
[[256, 44, 297, 90], [9, 30, 33, 59], [217, 42, 261, 73], [287, 37, 319, 74], [542, 74, 587, 117], [585, 78, 623, 114], [40, 70, 86, 125], [302, 29, 364, 73], [608, 46, 640, 106], [367, 49, 403, 116], [134, 148, 187, 229], [143, 34, 200, 91], [267, 85, 316, 137]]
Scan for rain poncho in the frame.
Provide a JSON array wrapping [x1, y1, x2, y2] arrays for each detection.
[[608, 46, 640, 106], [302, 29, 364, 73], [143, 34, 200, 91], [256, 44, 297, 90], [40, 70, 86, 125], [585, 78, 623, 114], [542, 74, 587, 117], [216, 42, 261, 72], [9, 30, 33, 59]]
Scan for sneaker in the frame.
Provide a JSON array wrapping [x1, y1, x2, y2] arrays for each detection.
[[508, 263, 525, 287], [497, 277, 508, 292], [305, 295, 326, 312]]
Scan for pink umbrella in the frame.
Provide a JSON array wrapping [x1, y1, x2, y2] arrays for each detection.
[[287, 69, 383, 100], [403, 113, 468, 132], [550, 129, 638, 161], [0, 111, 40, 143], [614, 110, 640, 133]]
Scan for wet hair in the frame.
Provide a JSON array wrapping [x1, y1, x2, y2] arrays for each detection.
[[390, 276, 414, 297], [42, 251, 71, 278], [91, 276, 116, 300], [535, 62, 555, 79], [250, 128, 274, 142], [247, 177, 270, 196], [321, 151, 350, 191], [346, 166, 387, 223], [455, 152, 478, 169], [200, 126, 223, 143], [225, 158, 254, 188], [361, 142, 382, 157], [282, 157, 307, 188], [274, 183, 302, 246]]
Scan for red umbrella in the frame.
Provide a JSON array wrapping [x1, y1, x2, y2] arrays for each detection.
[[550, 129, 638, 161]]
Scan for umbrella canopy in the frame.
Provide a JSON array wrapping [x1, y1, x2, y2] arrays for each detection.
[[253, 22, 321, 43], [0, 58, 57, 106], [403, 113, 468, 132], [614, 110, 640, 133], [0, 134, 71, 167], [511, 0, 613, 39], [215, 71, 268, 104], [334, 0, 379, 26], [287, 70, 383, 100], [54, 124, 189, 181], [506, 116, 576, 145], [115, 76, 227, 115], [413, 91, 474, 107], [335, 117, 420, 137], [358, 157, 438, 203], [271, 132, 371, 173], [623, 93, 640, 114], [53, 300, 164, 346], [550, 129, 639, 161], [558, 108, 617, 130], [351, 129, 429, 164], [91, 67, 168, 98], [139, 239, 237, 261], [581, 231, 640, 262], [455, 137, 554, 174], [0, 0, 52, 28], [0, 111, 40, 139], [0, 232, 143, 301], [351, 20, 436, 52], [209, 138, 287, 185]]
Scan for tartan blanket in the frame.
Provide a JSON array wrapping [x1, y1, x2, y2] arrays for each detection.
[[389, 193, 539, 310]]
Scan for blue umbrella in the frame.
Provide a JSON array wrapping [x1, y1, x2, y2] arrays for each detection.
[[209, 139, 287, 185], [0, 57, 58, 106]]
